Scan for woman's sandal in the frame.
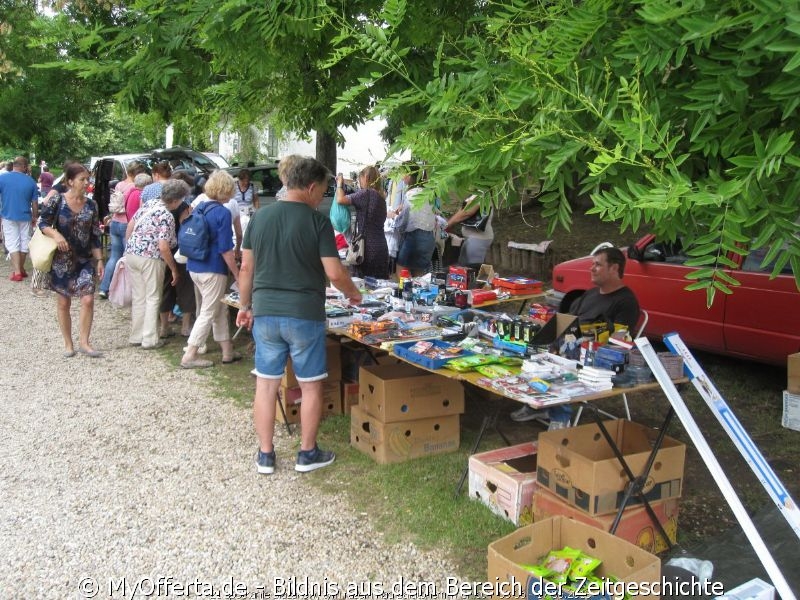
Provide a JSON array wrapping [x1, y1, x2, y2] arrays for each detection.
[[222, 353, 243, 364]]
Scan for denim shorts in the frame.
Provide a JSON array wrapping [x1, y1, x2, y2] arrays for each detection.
[[252, 316, 328, 381], [396, 228, 436, 272]]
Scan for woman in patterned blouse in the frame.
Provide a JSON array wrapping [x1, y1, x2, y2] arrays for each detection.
[[123, 179, 189, 350]]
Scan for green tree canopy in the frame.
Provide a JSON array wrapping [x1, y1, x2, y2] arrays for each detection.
[[327, 0, 800, 301]]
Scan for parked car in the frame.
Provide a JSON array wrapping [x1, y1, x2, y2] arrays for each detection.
[[151, 146, 220, 177], [201, 152, 230, 169], [549, 234, 800, 365], [223, 162, 351, 216]]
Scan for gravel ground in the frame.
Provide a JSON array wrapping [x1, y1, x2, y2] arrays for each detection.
[[0, 259, 462, 599]]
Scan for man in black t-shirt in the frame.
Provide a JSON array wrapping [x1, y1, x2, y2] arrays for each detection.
[[511, 246, 640, 423]]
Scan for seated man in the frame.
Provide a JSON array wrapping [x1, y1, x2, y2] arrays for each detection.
[[511, 246, 640, 424]]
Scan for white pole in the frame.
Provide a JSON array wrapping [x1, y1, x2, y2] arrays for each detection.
[[165, 124, 174, 149], [636, 336, 795, 600]]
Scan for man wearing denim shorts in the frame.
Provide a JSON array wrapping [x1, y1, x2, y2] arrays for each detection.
[[236, 156, 362, 474]]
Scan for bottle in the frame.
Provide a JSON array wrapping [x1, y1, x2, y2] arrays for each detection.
[[402, 281, 414, 313], [398, 268, 410, 299]]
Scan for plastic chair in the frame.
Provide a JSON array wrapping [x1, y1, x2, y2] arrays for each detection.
[[572, 309, 649, 426]]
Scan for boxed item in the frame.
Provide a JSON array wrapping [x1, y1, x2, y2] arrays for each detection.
[[492, 276, 543, 294], [358, 363, 464, 423], [350, 404, 460, 464], [487, 516, 661, 599], [283, 338, 342, 387], [532, 487, 678, 554], [468, 442, 539, 525], [715, 577, 775, 600], [342, 380, 359, 414], [528, 313, 581, 358], [782, 390, 800, 432], [789, 352, 800, 394], [447, 265, 475, 290], [537, 420, 686, 516], [277, 380, 342, 424]]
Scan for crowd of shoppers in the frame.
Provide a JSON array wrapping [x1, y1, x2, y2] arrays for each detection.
[[4, 152, 499, 475]]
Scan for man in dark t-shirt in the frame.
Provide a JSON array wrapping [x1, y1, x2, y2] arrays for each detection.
[[237, 156, 362, 475], [511, 246, 640, 423]]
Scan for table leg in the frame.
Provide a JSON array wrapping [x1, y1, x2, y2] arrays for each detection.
[[454, 400, 511, 498], [586, 403, 675, 551]]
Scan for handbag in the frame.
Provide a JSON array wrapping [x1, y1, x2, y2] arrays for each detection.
[[29, 195, 63, 271], [343, 227, 365, 266], [343, 195, 372, 267], [108, 256, 132, 308], [461, 209, 491, 232]]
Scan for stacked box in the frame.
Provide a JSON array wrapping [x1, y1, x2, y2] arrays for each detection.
[[468, 442, 539, 525], [350, 363, 464, 463], [276, 380, 342, 424], [277, 339, 342, 424], [788, 352, 800, 394], [341, 380, 359, 414], [536, 419, 686, 516], [532, 487, 679, 554]]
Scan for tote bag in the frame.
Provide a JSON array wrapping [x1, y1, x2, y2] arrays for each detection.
[[108, 257, 132, 308], [29, 229, 58, 271]]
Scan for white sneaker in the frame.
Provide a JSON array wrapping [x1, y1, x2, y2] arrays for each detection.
[[510, 405, 549, 422]]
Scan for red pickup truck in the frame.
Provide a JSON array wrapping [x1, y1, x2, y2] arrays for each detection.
[[549, 235, 800, 365]]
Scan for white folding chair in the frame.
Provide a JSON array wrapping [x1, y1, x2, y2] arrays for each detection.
[[572, 309, 648, 426]]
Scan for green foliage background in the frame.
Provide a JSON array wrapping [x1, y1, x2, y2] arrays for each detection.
[[326, 0, 800, 301]]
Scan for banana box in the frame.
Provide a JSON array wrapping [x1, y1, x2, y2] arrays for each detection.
[[532, 487, 679, 554], [468, 441, 539, 526], [358, 363, 464, 423], [277, 380, 342, 424], [350, 405, 460, 464]]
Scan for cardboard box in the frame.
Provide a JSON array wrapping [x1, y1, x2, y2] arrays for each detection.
[[358, 363, 464, 423], [537, 420, 686, 516], [340, 341, 399, 381], [782, 390, 800, 432], [487, 516, 661, 599], [342, 380, 359, 414], [277, 380, 342, 423], [468, 442, 539, 526], [350, 404, 460, 464], [283, 338, 342, 387], [528, 313, 581, 358], [788, 352, 800, 394], [532, 487, 678, 554]]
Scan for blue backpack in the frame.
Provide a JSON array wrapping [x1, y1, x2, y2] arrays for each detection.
[[178, 201, 222, 261]]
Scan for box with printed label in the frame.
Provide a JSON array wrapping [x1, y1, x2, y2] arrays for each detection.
[[350, 404, 460, 464], [342, 380, 359, 414], [283, 338, 342, 387], [532, 487, 678, 554], [277, 380, 342, 424], [487, 516, 661, 599], [537, 420, 685, 516], [468, 442, 539, 526], [358, 363, 464, 423], [782, 390, 800, 432]]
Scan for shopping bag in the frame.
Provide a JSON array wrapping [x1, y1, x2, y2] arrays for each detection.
[[29, 228, 58, 271], [108, 257, 132, 308]]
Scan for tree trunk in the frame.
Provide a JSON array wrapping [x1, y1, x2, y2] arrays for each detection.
[[316, 130, 338, 174]]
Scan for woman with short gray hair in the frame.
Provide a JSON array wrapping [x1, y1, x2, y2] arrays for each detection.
[[124, 179, 189, 349]]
